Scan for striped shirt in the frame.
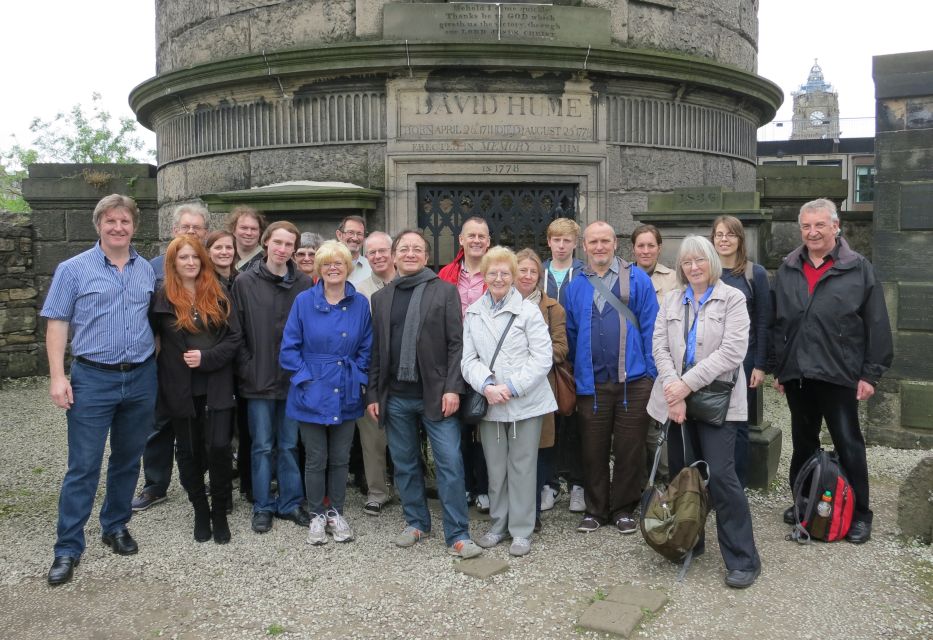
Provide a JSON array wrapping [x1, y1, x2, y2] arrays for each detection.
[[41, 242, 156, 365]]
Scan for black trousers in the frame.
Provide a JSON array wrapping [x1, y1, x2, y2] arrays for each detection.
[[784, 378, 872, 522], [173, 397, 234, 509], [669, 420, 760, 573]]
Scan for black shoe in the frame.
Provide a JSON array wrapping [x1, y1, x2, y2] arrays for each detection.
[[47, 556, 79, 586], [783, 505, 795, 525], [193, 498, 212, 543], [846, 520, 871, 544], [576, 515, 601, 533], [534, 517, 543, 534], [277, 506, 312, 527], [363, 500, 383, 516], [251, 511, 273, 534], [725, 565, 760, 589], [212, 508, 231, 544], [102, 529, 138, 555], [614, 513, 637, 535]]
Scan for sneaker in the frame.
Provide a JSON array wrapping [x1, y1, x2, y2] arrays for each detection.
[[614, 513, 637, 534], [325, 509, 355, 543], [475, 494, 491, 513], [363, 500, 382, 516], [449, 539, 483, 559], [306, 513, 328, 546], [568, 486, 585, 513], [509, 537, 531, 557], [131, 490, 166, 512], [394, 525, 428, 548], [540, 486, 558, 512], [576, 515, 601, 533], [476, 532, 507, 548]]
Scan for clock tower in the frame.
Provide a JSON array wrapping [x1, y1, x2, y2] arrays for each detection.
[[790, 60, 840, 140]]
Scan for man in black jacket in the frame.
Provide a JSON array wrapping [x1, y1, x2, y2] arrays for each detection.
[[772, 198, 893, 544]]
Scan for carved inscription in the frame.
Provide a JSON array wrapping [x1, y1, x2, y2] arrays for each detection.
[[438, 4, 560, 40], [898, 284, 933, 331], [396, 89, 595, 153]]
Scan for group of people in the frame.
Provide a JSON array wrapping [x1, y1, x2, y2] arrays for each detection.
[[41, 194, 892, 592]]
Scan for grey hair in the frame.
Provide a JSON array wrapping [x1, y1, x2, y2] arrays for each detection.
[[798, 198, 839, 224], [299, 232, 325, 250], [172, 203, 209, 228], [363, 231, 393, 254], [675, 235, 722, 287]]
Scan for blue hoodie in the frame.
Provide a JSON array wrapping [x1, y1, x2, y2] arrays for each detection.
[[542, 257, 585, 306]]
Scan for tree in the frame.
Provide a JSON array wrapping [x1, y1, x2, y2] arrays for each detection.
[[0, 93, 154, 212]]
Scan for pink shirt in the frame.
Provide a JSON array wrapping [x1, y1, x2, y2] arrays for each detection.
[[457, 267, 486, 316]]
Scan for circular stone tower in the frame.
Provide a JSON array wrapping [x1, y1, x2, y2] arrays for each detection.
[[133, 0, 781, 264]]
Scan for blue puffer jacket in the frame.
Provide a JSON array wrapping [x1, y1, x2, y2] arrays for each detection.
[[564, 262, 658, 396], [280, 280, 372, 425]]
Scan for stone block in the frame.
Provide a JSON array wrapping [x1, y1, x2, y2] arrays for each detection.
[[8, 288, 37, 301], [452, 556, 509, 579], [30, 211, 66, 242], [0, 307, 37, 333], [606, 585, 667, 613], [873, 230, 933, 282], [897, 456, 933, 543], [0, 238, 14, 252], [185, 154, 251, 199], [0, 350, 40, 378], [610, 191, 650, 237], [251, 0, 353, 52], [34, 242, 81, 276], [585, 0, 628, 43], [158, 163, 189, 203], [171, 13, 250, 70], [65, 211, 98, 242], [892, 332, 933, 381], [898, 284, 933, 332], [250, 146, 372, 188], [901, 383, 933, 431], [579, 601, 643, 638], [900, 183, 933, 230], [614, 148, 704, 192], [355, 0, 384, 37], [748, 424, 782, 490]]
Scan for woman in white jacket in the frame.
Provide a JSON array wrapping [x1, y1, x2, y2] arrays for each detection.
[[461, 246, 556, 556]]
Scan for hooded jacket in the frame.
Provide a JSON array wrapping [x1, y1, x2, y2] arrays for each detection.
[[231, 259, 313, 399], [542, 257, 585, 306], [280, 280, 372, 425], [771, 237, 893, 388]]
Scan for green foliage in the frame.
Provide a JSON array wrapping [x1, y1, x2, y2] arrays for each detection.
[[0, 93, 154, 212], [266, 623, 286, 636]]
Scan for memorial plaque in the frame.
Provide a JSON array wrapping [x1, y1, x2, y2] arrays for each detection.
[[384, 3, 610, 46], [898, 284, 933, 331], [900, 183, 933, 230]]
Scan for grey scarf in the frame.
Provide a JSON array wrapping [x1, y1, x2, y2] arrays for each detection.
[[395, 268, 437, 382]]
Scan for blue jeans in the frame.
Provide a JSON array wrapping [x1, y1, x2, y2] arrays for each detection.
[[384, 395, 470, 546], [299, 420, 355, 515], [247, 399, 302, 515], [55, 358, 156, 558]]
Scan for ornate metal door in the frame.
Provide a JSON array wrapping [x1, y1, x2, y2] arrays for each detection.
[[417, 184, 578, 269]]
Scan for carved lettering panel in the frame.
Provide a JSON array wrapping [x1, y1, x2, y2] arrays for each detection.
[[898, 284, 933, 331]]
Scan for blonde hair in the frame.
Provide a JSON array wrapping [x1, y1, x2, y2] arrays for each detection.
[[480, 246, 518, 279], [547, 218, 580, 239], [313, 240, 354, 279]]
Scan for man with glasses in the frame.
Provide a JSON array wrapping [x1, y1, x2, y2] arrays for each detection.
[[772, 198, 892, 544], [563, 221, 659, 534], [132, 203, 210, 512], [336, 215, 371, 284], [367, 230, 482, 558]]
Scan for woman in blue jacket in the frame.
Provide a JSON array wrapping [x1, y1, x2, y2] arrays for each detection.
[[280, 240, 372, 546]]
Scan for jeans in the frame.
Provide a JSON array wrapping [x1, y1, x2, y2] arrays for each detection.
[[140, 414, 174, 496], [55, 358, 156, 558], [384, 395, 470, 546], [247, 398, 303, 515], [299, 420, 355, 515]]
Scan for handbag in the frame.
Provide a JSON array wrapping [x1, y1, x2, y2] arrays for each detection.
[[462, 314, 517, 425], [681, 303, 738, 427], [553, 361, 576, 416]]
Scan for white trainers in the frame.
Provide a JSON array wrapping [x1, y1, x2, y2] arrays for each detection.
[[475, 493, 491, 513], [306, 513, 328, 546], [325, 508, 354, 543], [449, 539, 483, 559], [509, 537, 531, 557], [476, 531, 507, 548], [394, 525, 428, 547], [540, 486, 558, 511], [569, 485, 586, 513]]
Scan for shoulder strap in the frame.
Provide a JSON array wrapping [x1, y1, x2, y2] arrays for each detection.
[[744, 261, 755, 289], [488, 313, 517, 372], [587, 271, 640, 332]]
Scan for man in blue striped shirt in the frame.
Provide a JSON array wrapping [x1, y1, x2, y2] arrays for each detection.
[[42, 194, 158, 586]]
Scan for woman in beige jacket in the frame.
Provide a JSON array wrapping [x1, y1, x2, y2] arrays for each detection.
[[647, 235, 761, 590]]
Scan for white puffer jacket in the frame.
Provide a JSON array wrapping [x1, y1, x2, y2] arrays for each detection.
[[461, 288, 557, 423]]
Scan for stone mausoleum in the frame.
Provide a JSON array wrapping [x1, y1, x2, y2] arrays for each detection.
[[132, 0, 781, 265]]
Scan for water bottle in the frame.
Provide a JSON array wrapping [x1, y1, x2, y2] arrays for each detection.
[[810, 491, 832, 539]]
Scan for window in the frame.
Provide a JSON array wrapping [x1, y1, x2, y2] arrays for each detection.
[[806, 159, 842, 167], [855, 165, 876, 203]]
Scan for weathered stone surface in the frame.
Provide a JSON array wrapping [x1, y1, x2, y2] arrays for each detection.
[[613, 148, 704, 191], [0, 350, 40, 378], [610, 191, 650, 238], [251, 0, 354, 52], [452, 556, 509, 579], [250, 146, 375, 188], [170, 13, 251, 71], [579, 600, 643, 638], [586, 0, 628, 42], [897, 456, 933, 543], [355, 0, 384, 37], [901, 383, 933, 431], [7, 288, 37, 301], [34, 242, 79, 277], [64, 211, 98, 242], [606, 585, 668, 613], [157, 163, 189, 204], [0, 307, 36, 334], [186, 154, 251, 199], [31, 212, 66, 241]]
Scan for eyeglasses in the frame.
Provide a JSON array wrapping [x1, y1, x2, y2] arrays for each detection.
[[485, 271, 513, 281], [340, 230, 365, 238], [800, 222, 830, 232], [319, 261, 345, 270], [680, 257, 709, 269], [366, 248, 390, 257], [295, 250, 316, 259], [714, 232, 738, 240], [179, 225, 205, 233], [395, 245, 425, 255]]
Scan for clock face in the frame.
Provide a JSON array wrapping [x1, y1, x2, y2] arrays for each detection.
[[810, 110, 827, 125]]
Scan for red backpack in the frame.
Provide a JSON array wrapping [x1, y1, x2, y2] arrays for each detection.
[[788, 449, 855, 543]]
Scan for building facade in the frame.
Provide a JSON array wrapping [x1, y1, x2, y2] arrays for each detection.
[[790, 60, 840, 140]]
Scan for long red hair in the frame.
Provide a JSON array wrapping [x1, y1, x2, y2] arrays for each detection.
[[163, 236, 230, 332]]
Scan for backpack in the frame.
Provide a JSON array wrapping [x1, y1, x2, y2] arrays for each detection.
[[640, 421, 710, 581], [788, 449, 855, 543]]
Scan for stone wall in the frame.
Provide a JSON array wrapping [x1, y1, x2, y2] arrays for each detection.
[[0, 213, 39, 377]]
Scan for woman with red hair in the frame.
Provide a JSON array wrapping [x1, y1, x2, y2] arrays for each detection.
[[150, 236, 242, 543]]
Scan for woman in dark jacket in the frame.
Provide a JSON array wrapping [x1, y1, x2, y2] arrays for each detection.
[[151, 236, 241, 544], [205, 230, 238, 291]]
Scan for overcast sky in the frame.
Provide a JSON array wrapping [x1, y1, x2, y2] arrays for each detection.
[[1, 0, 930, 155]]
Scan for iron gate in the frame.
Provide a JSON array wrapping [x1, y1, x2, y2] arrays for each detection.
[[417, 184, 578, 270]]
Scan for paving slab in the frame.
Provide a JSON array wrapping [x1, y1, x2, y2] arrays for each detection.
[[579, 601, 643, 637], [606, 585, 668, 613], [453, 556, 510, 579]]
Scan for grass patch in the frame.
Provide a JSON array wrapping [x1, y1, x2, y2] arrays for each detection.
[[266, 623, 286, 636]]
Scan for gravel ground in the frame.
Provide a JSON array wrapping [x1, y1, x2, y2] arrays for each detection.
[[0, 376, 930, 640]]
